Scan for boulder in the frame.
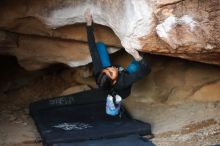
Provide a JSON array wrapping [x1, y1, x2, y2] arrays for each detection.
[[130, 55, 220, 104], [0, 30, 119, 70], [0, 0, 219, 70]]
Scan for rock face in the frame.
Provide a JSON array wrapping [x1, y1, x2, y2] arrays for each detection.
[[0, 0, 219, 70], [130, 55, 220, 104], [104, 51, 220, 104], [0, 26, 120, 70]]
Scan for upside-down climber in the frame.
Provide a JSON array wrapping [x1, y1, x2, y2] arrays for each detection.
[[85, 10, 151, 116]]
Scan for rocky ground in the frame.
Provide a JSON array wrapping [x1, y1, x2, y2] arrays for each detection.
[[0, 54, 219, 146]]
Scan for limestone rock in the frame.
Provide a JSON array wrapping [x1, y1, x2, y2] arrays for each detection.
[[0, 30, 17, 53], [14, 35, 91, 70], [0, 0, 219, 69], [130, 55, 220, 104], [0, 30, 119, 70], [191, 81, 220, 102]]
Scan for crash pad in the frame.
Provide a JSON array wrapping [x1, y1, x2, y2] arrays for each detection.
[[30, 89, 153, 146], [54, 135, 155, 146]]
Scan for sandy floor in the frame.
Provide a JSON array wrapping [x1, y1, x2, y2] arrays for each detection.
[[125, 99, 220, 146]]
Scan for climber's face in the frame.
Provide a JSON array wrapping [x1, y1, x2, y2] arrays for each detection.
[[102, 67, 118, 84]]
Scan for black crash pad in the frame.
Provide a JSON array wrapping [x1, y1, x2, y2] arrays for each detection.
[[30, 89, 152, 146], [55, 135, 155, 146]]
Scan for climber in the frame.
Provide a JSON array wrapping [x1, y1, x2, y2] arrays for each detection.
[[85, 10, 151, 99]]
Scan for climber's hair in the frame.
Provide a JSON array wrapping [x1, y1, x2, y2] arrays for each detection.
[[97, 71, 113, 89]]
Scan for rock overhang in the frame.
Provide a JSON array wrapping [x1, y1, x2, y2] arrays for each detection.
[[0, 0, 219, 70]]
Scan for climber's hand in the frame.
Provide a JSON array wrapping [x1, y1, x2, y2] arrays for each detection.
[[84, 9, 92, 26], [125, 48, 143, 61]]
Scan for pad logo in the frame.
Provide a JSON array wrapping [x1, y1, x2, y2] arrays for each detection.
[[53, 122, 93, 131], [49, 97, 75, 105]]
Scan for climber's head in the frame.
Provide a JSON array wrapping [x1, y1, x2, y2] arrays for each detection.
[[97, 66, 118, 89]]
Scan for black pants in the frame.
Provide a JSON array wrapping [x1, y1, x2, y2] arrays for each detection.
[[86, 25, 103, 77]]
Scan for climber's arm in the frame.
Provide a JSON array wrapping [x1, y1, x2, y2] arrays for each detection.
[[115, 56, 151, 89], [85, 10, 103, 77]]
